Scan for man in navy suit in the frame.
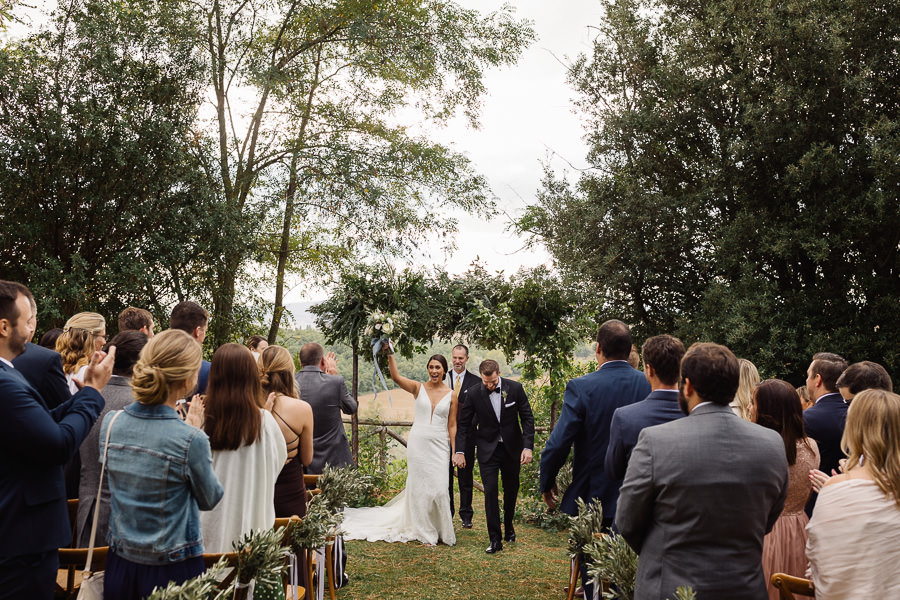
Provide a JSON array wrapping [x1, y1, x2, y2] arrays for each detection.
[[0, 281, 114, 599], [605, 334, 686, 482], [444, 344, 481, 527], [803, 351, 848, 514], [540, 319, 650, 598], [12, 342, 71, 410]]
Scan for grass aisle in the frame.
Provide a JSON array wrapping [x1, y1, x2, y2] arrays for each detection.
[[341, 514, 570, 599]]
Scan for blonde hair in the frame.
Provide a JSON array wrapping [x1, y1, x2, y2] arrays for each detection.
[[131, 329, 202, 405], [259, 345, 296, 398], [734, 358, 760, 421], [841, 389, 900, 508], [56, 312, 106, 374]]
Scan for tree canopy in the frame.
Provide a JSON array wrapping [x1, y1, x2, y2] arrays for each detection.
[[519, 0, 900, 380]]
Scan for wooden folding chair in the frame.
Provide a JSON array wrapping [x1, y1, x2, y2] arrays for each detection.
[[66, 498, 79, 547], [770, 573, 815, 599], [565, 555, 580, 600], [55, 546, 108, 599], [202, 551, 242, 594]]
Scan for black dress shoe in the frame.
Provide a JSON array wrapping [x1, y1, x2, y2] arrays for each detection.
[[461, 520, 473, 529], [485, 541, 503, 554], [504, 532, 516, 542]]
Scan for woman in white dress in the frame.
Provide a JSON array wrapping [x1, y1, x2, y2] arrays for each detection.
[[342, 350, 458, 546], [806, 389, 900, 599]]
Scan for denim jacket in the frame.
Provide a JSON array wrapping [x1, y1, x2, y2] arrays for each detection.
[[101, 402, 223, 564]]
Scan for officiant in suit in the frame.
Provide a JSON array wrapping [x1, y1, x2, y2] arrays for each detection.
[[444, 344, 481, 527], [454, 359, 534, 554]]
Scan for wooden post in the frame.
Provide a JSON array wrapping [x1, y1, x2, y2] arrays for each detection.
[[351, 338, 359, 464], [378, 428, 387, 474]]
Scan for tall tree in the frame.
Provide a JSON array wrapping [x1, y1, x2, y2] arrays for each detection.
[[0, 0, 221, 327], [520, 0, 900, 379], [192, 0, 535, 346]]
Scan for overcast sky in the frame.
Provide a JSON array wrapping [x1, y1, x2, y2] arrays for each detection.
[[401, 0, 603, 277]]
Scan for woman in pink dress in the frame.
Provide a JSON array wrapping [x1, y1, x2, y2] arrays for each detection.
[[751, 379, 819, 600]]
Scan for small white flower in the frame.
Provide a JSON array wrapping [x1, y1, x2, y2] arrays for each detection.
[[383, 323, 393, 334], [375, 323, 382, 330]]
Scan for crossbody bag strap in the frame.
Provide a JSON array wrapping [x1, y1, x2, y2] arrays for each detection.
[[85, 409, 124, 572]]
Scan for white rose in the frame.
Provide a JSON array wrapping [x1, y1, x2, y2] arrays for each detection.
[[382, 323, 393, 334], [375, 323, 382, 330]]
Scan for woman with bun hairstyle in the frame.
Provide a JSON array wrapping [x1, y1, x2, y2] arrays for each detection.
[[101, 329, 223, 600], [56, 312, 107, 393], [199, 343, 287, 554], [259, 345, 313, 519]]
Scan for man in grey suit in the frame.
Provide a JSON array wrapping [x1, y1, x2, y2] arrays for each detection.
[[295, 342, 358, 474], [616, 342, 789, 600]]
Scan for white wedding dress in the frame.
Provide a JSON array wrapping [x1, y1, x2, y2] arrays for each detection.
[[342, 385, 456, 546]]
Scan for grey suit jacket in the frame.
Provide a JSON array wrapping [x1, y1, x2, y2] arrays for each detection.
[[295, 366, 358, 474], [615, 403, 789, 600], [76, 375, 135, 547]]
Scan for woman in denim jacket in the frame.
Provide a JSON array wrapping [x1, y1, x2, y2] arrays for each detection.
[[101, 329, 224, 599]]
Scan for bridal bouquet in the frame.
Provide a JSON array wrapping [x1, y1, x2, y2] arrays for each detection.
[[364, 310, 408, 345], [365, 310, 408, 403]]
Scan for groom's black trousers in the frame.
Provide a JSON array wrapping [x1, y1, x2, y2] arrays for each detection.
[[478, 442, 519, 543], [449, 438, 476, 521]]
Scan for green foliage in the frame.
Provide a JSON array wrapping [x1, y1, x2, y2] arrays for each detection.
[[669, 587, 697, 600], [289, 499, 343, 551], [517, 431, 572, 532], [145, 558, 228, 599], [568, 497, 605, 558], [232, 527, 290, 586], [315, 465, 373, 512], [585, 532, 639, 600], [520, 0, 900, 382], [0, 0, 226, 329]]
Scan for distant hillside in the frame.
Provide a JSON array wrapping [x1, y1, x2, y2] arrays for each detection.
[[280, 301, 318, 328]]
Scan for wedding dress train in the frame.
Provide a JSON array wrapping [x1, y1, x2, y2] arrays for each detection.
[[341, 386, 456, 545]]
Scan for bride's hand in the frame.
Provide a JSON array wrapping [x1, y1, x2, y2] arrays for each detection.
[[383, 339, 395, 355]]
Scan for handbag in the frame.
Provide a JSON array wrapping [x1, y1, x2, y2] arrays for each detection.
[[77, 410, 123, 600]]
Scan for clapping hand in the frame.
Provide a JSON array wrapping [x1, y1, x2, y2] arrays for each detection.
[[323, 352, 338, 375], [185, 394, 205, 428], [83, 346, 116, 391]]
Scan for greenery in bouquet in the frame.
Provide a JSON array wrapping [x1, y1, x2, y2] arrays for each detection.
[[289, 499, 343, 551], [585, 531, 639, 600], [316, 465, 374, 512]]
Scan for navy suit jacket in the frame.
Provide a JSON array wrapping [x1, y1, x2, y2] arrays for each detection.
[[0, 361, 104, 556], [539, 361, 651, 518], [196, 360, 211, 395], [12, 342, 71, 409], [605, 389, 683, 482], [803, 392, 848, 475]]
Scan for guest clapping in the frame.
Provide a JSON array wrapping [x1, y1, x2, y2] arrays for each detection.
[[806, 389, 900, 598], [102, 329, 223, 599]]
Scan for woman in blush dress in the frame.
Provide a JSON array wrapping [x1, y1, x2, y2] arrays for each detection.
[[751, 379, 819, 600], [341, 349, 458, 546], [806, 389, 900, 599]]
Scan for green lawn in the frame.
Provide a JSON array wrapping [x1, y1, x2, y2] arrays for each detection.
[[340, 512, 570, 599]]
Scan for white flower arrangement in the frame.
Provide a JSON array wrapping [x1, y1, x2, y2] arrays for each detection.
[[365, 310, 408, 343]]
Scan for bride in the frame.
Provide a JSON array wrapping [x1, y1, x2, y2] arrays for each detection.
[[341, 348, 458, 546]]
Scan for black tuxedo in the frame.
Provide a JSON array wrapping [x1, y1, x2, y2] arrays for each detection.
[[446, 369, 481, 521], [456, 378, 534, 544]]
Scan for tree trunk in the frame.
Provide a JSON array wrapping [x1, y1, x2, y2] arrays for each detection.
[[267, 153, 298, 343], [211, 255, 238, 347]]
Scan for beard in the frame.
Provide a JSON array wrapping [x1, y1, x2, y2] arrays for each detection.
[[678, 387, 691, 416], [9, 329, 28, 358]]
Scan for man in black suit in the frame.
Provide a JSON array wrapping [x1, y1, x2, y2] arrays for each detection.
[[454, 359, 534, 553], [803, 351, 847, 514], [444, 344, 481, 527]]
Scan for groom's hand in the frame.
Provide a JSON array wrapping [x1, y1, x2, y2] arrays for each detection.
[[453, 453, 466, 468], [520, 448, 532, 465], [542, 485, 559, 511]]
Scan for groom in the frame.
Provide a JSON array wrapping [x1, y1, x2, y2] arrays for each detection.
[[454, 359, 534, 554]]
